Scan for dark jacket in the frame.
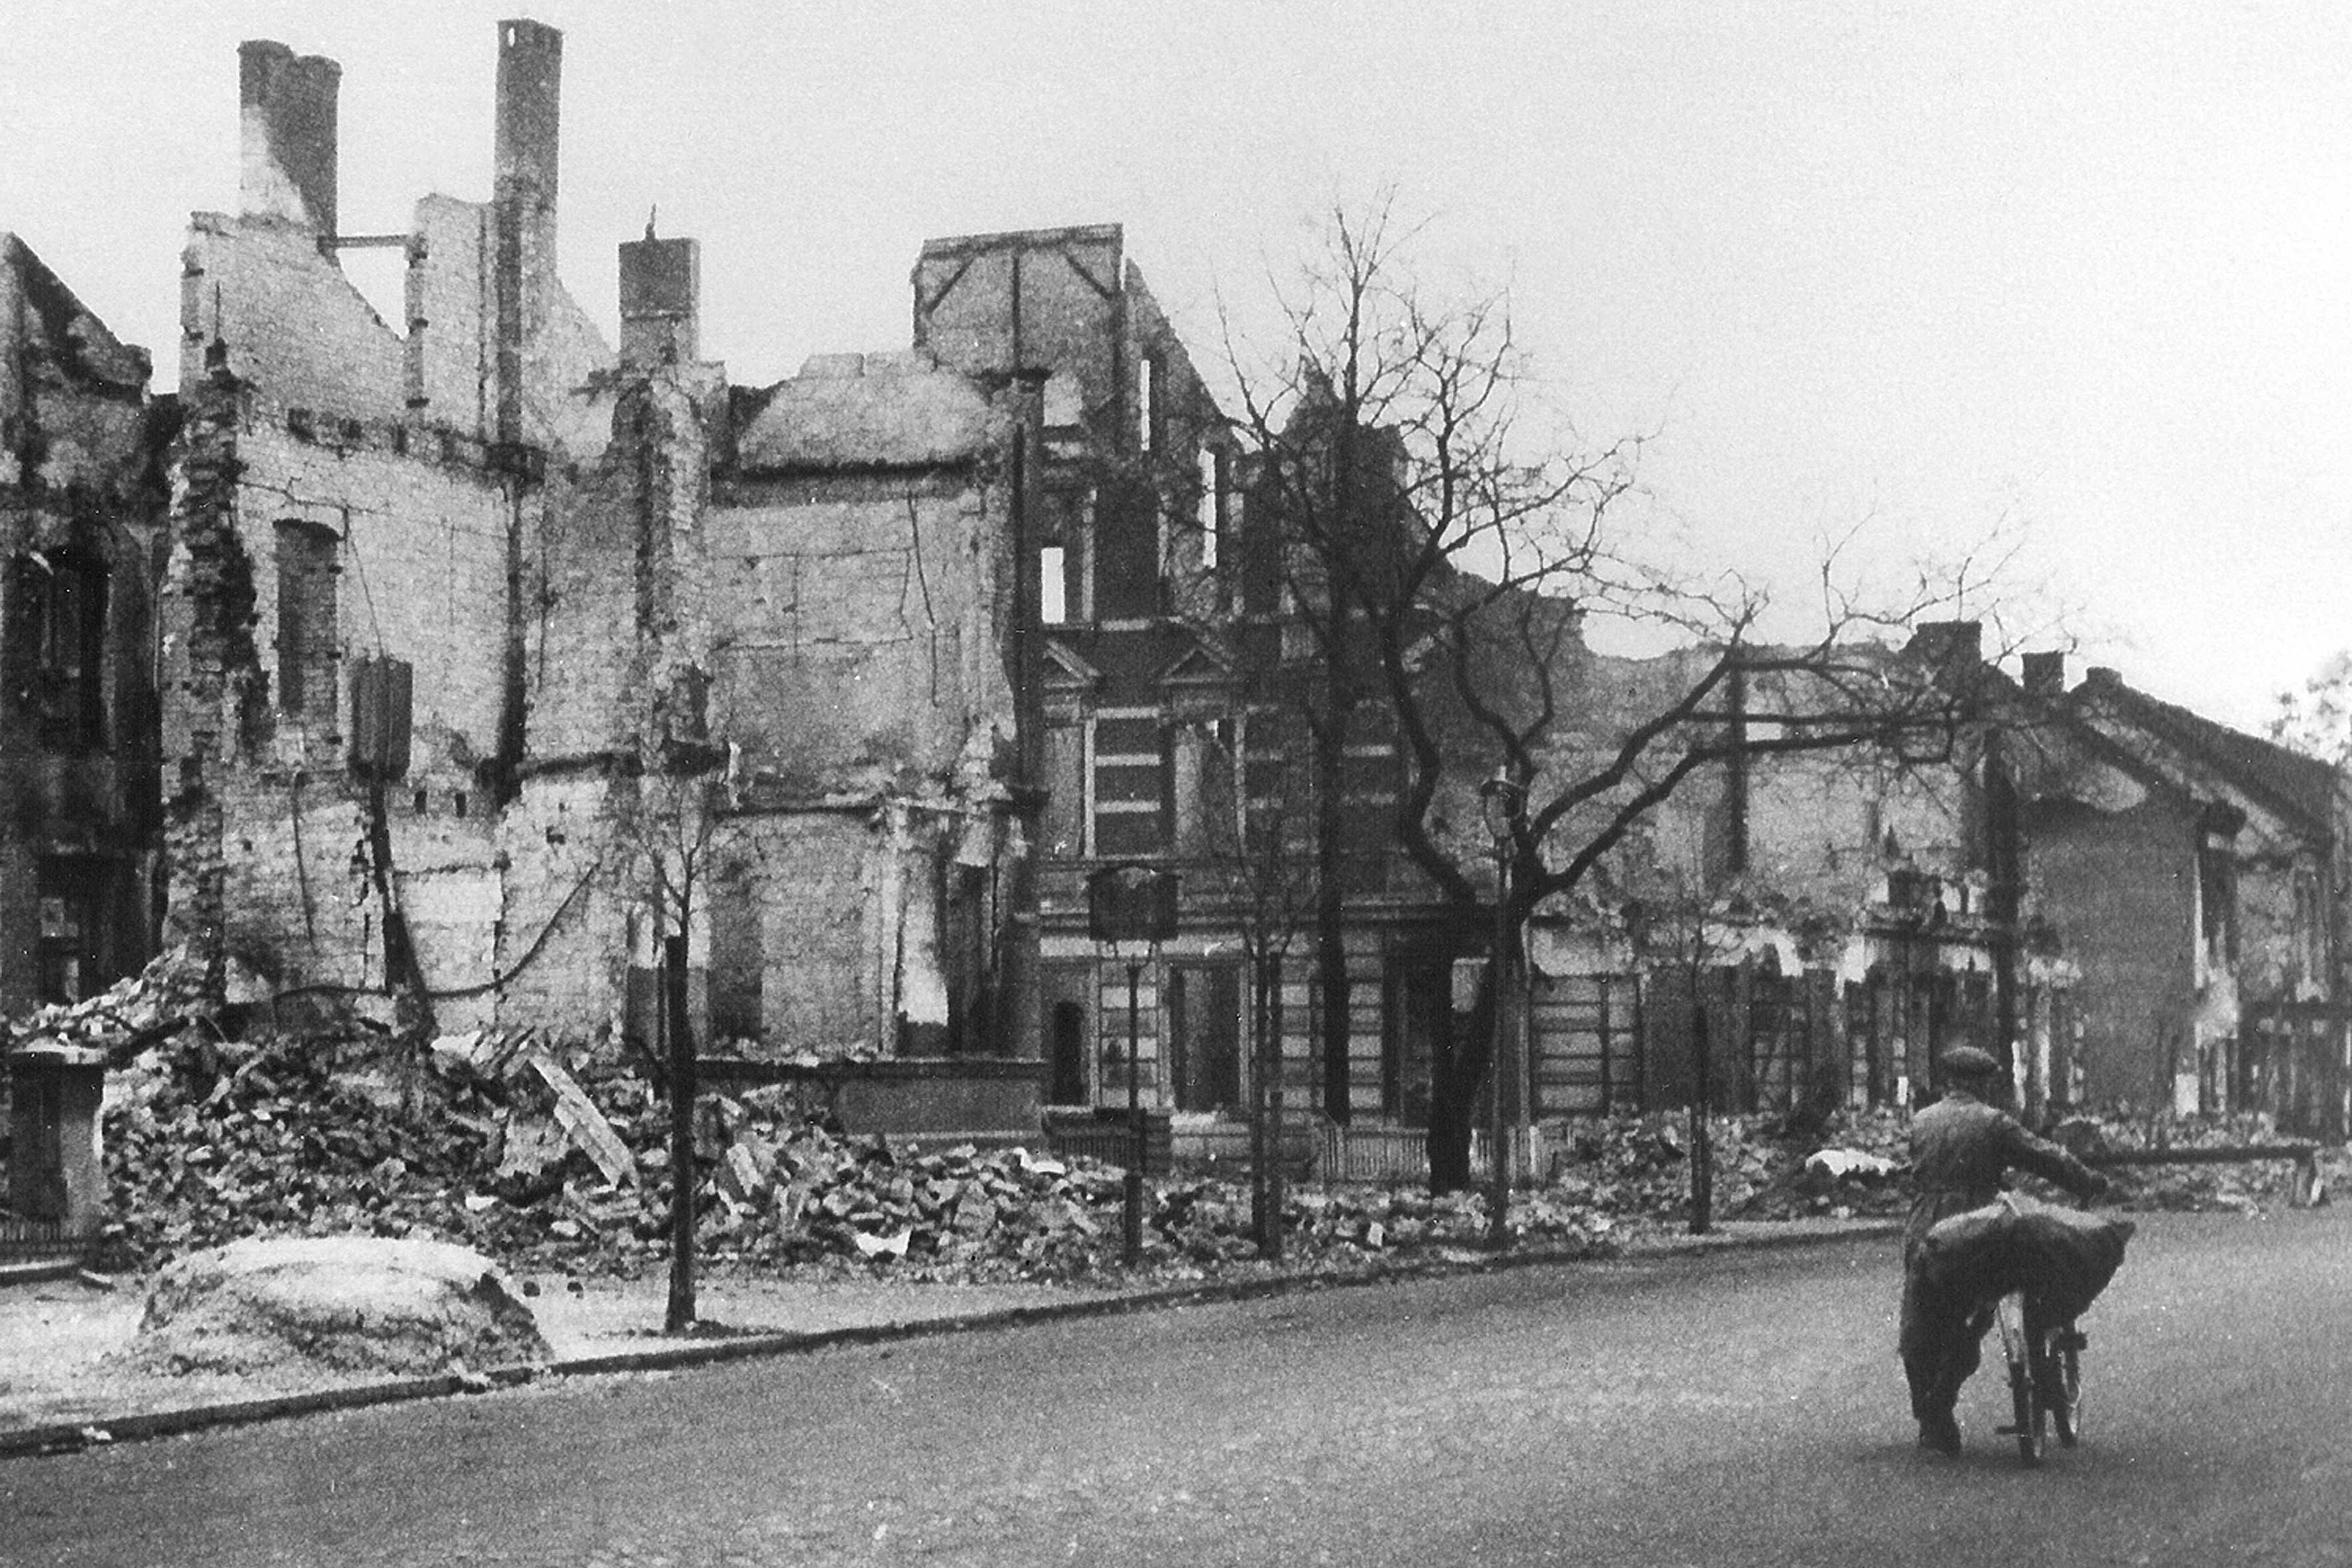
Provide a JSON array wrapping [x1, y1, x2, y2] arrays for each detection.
[[1902, 1088, 2102, 1264]]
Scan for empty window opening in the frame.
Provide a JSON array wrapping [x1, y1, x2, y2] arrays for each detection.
[[275, 520, 340, 719], [1197, 450, 1222, 571], [1050, 1000, 1089, 1104], [7, 552, 107, 749], [1138, 356, 1160, 451], [1040, 546, 1068, 624], [1043, 372, 1083, 427], [35, 859, 106, 1004]]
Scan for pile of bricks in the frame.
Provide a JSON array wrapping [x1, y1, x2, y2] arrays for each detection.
[[88, 1003, 1633, 1282], [1543, 1109, 1913, 1224], [3, 951, 218, 1062]]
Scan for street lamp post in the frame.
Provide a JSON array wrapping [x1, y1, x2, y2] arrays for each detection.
[[1088, 863, 1180, 1268], [1123, 954, 1144, 1260], [1479, 771, 1525, 1250]]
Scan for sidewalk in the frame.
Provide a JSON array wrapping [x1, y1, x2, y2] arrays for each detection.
[[0, 1215, 1897, 1460]]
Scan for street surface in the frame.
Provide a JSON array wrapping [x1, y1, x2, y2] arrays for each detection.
[[5, 1210, 2347, 1567]]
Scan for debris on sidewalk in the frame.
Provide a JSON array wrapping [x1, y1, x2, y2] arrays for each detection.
[[123, 1236, 550, 1378]]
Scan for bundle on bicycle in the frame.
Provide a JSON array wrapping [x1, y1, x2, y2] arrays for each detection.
[[1916, 1192, 2134, 1461], [1898, 1046, 2133, 1461]]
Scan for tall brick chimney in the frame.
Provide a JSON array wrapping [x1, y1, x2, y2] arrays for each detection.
[[491, 19, 562, 448], [494, 20, 562, 243], [619, 230, 701, 368], [238, 41, 340, 234]]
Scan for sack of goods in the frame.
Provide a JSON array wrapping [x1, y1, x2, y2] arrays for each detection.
[[1917, 1194, 2136, 1322]]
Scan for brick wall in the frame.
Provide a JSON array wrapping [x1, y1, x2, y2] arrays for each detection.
[[180, 219, 409, 425], [2025, 792, 2196, 1108], [707, 473, 1011, 790]]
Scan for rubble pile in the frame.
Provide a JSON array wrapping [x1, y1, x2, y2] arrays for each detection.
[[1541, 1108, 1911, 1224], [125, 1236, 550, 1377], [46, 955, 2326, 1284], [103, 1028, 504, 1262], [1145, 1182, 1616, 1273], [2050, 1113, 2334, 1213], [95, 1012, 1617, 1284], [4, 951, 216, 1059], [1737, 1108, 1912, 1220], [1537, 1105, 2332, 1223]]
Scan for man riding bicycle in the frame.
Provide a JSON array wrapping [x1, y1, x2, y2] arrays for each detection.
[[1902, 1045, 2108, 1454]]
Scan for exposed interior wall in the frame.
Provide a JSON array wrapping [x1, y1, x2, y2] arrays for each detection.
[[708, 469, 1011, 792]]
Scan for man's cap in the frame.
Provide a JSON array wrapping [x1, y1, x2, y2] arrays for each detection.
[[1938, 1045, 2003, 1081]]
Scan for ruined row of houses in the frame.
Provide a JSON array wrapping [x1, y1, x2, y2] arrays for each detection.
[[4, 22, 2345, 1148]]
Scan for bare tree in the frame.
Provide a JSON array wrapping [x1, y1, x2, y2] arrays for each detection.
[[2270, 650, 2352, 767], [1219, 198, 2014, 1193], [621, 759, 741, 1333], [1181, 702, 1322, 1256]]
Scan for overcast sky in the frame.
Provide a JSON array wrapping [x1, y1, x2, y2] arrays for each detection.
[[6, 1, 2346, 733]]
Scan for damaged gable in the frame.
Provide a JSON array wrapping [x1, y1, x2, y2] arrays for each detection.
[[1, 234, 152, 493]]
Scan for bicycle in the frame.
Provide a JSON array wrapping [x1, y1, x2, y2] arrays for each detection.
[[1991, 1291, 2086, 1465]]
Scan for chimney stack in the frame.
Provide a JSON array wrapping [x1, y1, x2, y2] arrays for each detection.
[[619, 230, 701, 368], [1905, 620, 1982, 671], [494, 20, 562, 241], [238, 41, 340, 234], [2020, 650, 2067, 697], [491, 19, 562, 448]]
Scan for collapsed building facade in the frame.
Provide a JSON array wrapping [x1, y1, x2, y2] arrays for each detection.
[[159, 26, 1043, 1126], [0, 234, 167, 1012]]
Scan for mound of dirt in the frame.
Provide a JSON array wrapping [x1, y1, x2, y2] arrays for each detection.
[[126, 1236, 549, 1377]]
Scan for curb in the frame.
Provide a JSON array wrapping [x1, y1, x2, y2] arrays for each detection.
[[0, 1218, 1898, 1461], [0, 1260, 85, 1290]]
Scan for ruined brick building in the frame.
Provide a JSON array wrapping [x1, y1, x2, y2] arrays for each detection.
[[155, 25, 1044, 1126], [2016, 659, 2350, 1128], [0, 234, 167, 1012], [7, 20, 2342, 1150], [1526, 635, 2352, 1138], [131, 23, 1445, 1141]]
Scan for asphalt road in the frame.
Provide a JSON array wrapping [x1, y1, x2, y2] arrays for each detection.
[[7, 1210, 2348, 1567]]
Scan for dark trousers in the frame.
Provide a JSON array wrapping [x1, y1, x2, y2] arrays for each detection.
[[1900, 1270, 1992, 1422]]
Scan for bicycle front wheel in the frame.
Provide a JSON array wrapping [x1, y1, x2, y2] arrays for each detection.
[[2008, 1356, 2046, 1464], [2051, 1332, 2084, 1448]]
